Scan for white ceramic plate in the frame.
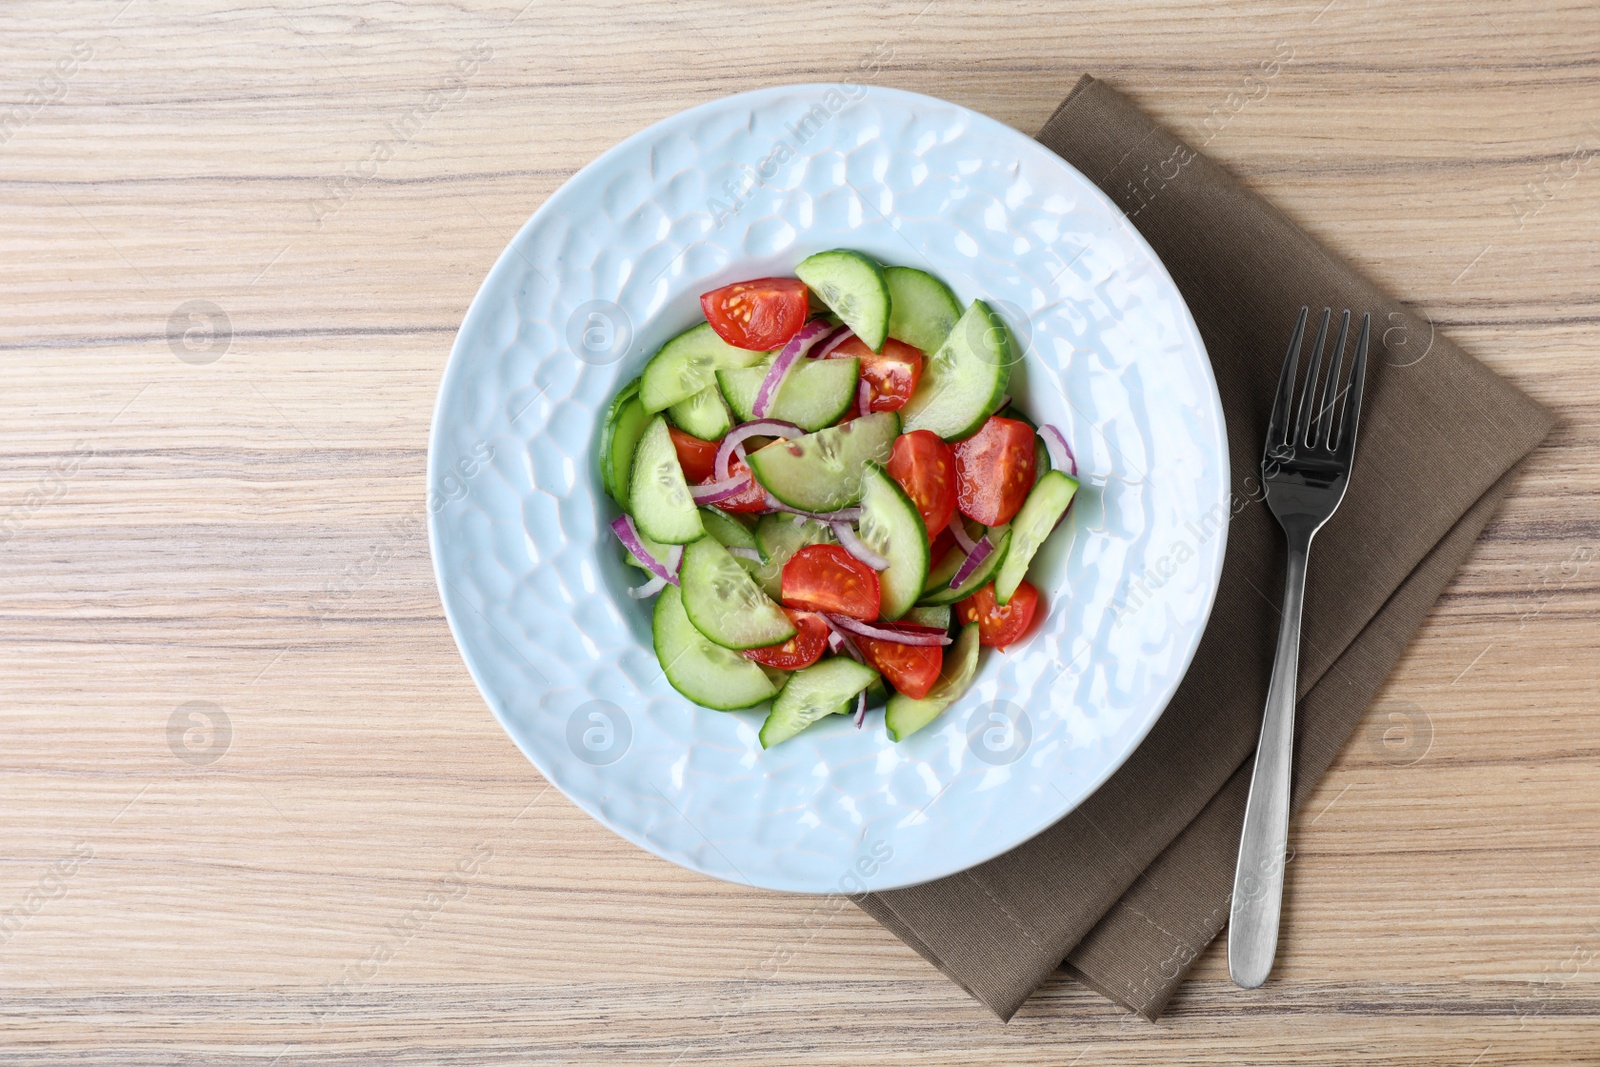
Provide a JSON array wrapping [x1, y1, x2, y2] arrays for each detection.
[[428, 84, 1228, 894]]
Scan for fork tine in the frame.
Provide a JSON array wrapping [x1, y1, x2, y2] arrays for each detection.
[[1333, 313, 1371, 457], [1314, 310, 1351, 449], [1293, 308, 1332, 448], [1265, 306, 1309, 451]]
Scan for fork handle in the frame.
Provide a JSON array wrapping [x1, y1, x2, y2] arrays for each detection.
[[1228, 531, 1311, 989]]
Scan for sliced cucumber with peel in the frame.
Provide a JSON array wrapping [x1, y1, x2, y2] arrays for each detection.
[[698, 507, 758, 554], [600, 378, 651, 507], [622, 525, 677, 571], [901, 604, 951, 630], [653, 585, 779, 711], [921, 518, 983, 595], [641, 322, 768, 413], [717, 355, 859, 431], [856, 464, 929, 620], [994, 470, 1078, 604], [900, 300, 1012, 441], [628, 416, 704, 544], [747, 411, 899, 513], [760, 656, 880, 748], [918, 527, 1011, 606], [885, 622, 980, 741], [668, 384, 733, 440], [885, 266, 961, 355], [751, 513, 834, 598], [796, 250, 890, 352], [679, 537, 796, 650]]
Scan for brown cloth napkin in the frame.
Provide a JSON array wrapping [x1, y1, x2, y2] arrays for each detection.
[[856, 75, 1556, 1021]]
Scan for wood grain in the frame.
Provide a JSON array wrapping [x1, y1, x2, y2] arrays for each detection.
[[2, 0, 1597, 1062]]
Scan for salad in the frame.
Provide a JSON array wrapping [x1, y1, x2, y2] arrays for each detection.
[[599, 250, 1079, 748]]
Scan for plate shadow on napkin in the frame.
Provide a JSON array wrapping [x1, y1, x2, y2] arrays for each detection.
[[855, 74, 1556, 1022]]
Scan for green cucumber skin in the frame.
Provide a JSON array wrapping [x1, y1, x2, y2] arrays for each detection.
[[900, 604, 952, 630], [641, 322, 768, 413], [885, 622, 981, 741], [795, 250, 891, 352], [679, 537, 796, 650], [600, 378, 650, 507], [746, 411, 900, 513], [995, 470, 1078, 605], [857, 464, 929, 621], [917, 527, 1011, 606], [653, 585, 779, 711], [698, 507, 758, 552], [759, 656, 880, 748], [884, 266, 962, 356], [899, 299, 1012, 441], [716, 356, 859, 431], [667, 384, 733, 440], [627, 416, 705, 545]]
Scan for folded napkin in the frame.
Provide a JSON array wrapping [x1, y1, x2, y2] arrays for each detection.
[[856, 75, 1555, 1021]]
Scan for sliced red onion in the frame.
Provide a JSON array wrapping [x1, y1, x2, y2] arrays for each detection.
[[610, 514, 680, 585], [820, 616, 865, 662], [814, 325, 855, 360], [854, 687, 867, 728], [726, 546, 762, 562], [831, 521, 889, 571], [1039, 423, 1077, 476], [627, 574, 668, 599], [713, 419, 803, 481], [950, 519, 978, 556], [762, 494, 862, 523], [827, 614, 952, 646], [752, 319, 834, 418], [689, 470, 753, 504], [949, 535, 995, 589], [856, 378, 872, 418]]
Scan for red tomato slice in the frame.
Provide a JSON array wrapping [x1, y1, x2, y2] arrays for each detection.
[[952, 416, 1037, 526], [929, 525, 956, 569], [854, 634, 943, 700], [956, 581, 1041, 649], [886, 430, 956, 539], [700, 277, 809, 351], [826, 336, 924, 412], [742, 609, 829, 671], [781, 544, 881, 620], [705, 455, 767, 513], [669, 426, 720, 484]]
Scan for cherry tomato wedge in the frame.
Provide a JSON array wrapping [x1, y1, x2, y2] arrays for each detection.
[[668, 426, 720, 484], [854, 634, 943, 700], [703, 455, 767, 513], [886, 430, 957, 538], [781, 544, 880, 620], [700, 277, 809, 351], [742, 609, 829, 671], [952, 416, 1037, 526], [956, 580, 1041, 649], [826, 336, 924, 412]]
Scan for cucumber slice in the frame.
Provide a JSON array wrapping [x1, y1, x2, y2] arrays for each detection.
[[885, 266, 961, 355], [994, 470, 1078, 605], [759, 656, 880, 748], [918, 527, 1011, 606], [667, 384, 733, 440], [920, 518, 982, 594], [857, 464, 929, 620], [885, 622, 980, 741], [795, 250, 890, 351], [679, 536, 796, 650], [698, 507, 758, 553], [901, 604, 951, 630], [599, 378, 651, 507], [653, 585, 779, 711], [746, 411, 899, 513], [900, 300, 1012, 441], [751, 513, 834, 598], [621, 526, 676, 571], [716, 356, 859, 431], [641, 322, 768, 413], [628, 416, 704, 544]]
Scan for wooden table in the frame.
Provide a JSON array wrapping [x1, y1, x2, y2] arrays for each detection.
[[3, 1, 1596, 1062]]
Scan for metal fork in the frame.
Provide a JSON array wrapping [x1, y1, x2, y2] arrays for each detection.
[[1229, 306, 1371, 989]]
